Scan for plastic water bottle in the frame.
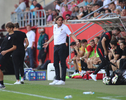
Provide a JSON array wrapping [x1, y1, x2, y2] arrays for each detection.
[[83, 92, 94, 94], [64, 95, 72, 99]]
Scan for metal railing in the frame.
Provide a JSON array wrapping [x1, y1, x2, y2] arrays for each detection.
[[81, 0, 117, 19], [11, 9, 46, 27]]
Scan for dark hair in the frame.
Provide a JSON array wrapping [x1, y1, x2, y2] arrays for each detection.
[[81, 39, 87, 43], [78, 39, 81, 42], [14, 23, 19, 28], [118, 37, 125, 41], [27, 24, 31, 27], [6, 22, 14, 28], [93, 3, 100, 7], [90, 39, 94, 42], [55, 16, 64, 21], [105, 9, 111, 13], [110, 40, 117, 46], [120, 41, 126, 45], [114, 28, 121, 32], [95, 36, 100, 40]]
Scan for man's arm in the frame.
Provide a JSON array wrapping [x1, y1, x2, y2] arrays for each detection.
[[24, 38, 29, 49], [31, 7, 39, 12], [43, 35, 54, 48], [101, 37, 107, 56], [1, 45, 17, 56], [69, 34, 79, 45]]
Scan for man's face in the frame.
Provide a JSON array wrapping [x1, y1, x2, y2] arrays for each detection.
[[81, 42, 87, 47], [56, 18, 63, 26], [113, 30, 120, 36], [94, 38, 99, 44], [120, 43, 125, 50], [90, 41, 95, 48], [33, 1, 37, 6], [26, 26, 31, 31], [6, 27, 12, 33], [110, 43, 115, 49]]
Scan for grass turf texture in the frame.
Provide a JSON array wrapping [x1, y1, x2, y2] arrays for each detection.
[[0, 75, 126, 100]]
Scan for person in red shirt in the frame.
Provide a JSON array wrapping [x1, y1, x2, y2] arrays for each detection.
[[62, 5, 72, 19]]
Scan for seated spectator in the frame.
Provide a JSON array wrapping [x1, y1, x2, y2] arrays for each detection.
[[83, 6, 87, 13], [118, 37, 125, 44], [52, 10, 58, 21], [77, 6, 85, 19], [110, 40, 122, 71], [71, 6, 79, 17], [120, 9, 126, 17], [103, 0, 111, 9], [70, 0, 77, 11], [55, 0, 61, 11], [47, 9, 53, 24], [62, 5, 72, 19], [64, 14, 70, 23], [85, 4, 93, 18], [117, 41, 126, 70], [68, 40, 82, 74], [91, 0, 103, 7], [105, 9, 111, 14], [80, 39, 95, 70], [115, 9, 121, 16]]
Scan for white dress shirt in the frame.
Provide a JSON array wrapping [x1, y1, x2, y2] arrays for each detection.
[[26, 30, 35, 48], [53, 24, 71, 45]]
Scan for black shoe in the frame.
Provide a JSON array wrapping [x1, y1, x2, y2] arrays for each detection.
[[0, 84, 6, 89], [21, 81, 24, 84]]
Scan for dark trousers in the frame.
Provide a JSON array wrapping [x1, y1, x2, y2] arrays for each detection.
[[38, 49, 46, 64], [94, 46, 110, 76], [54, 44, 67, 81], [12, 51, 25, 80], [27, 47, 34, 68]]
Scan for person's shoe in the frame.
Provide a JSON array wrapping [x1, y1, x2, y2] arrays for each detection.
[[55, 80, 65, 85], [0, 84, 5, 89], [49, 80, 59, 85], [14, 81, 21, 84], [90, 73, 97, 81], [21, 78, 24, 84]]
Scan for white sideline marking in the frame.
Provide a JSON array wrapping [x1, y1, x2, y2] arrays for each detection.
[[0, 89, 63, 100], [4, 83, 14, 85], [98, 97, 120, 100]]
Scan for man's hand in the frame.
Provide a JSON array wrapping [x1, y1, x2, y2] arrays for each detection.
[[1, 51, 7, 56], [68, 59, 72, 63], [43, 42, 49, 48], [104, 50, 108, 56]]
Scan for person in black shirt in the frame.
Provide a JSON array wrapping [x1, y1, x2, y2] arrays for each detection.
[[109, 40, 122, 71], [12, 23, 29, 84], [90, 28, 121, 81], [117, 42, 126, 70], [0, 22, 17, 89]]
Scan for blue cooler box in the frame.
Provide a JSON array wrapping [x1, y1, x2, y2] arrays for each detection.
[[28, 71, 46, 81], [36, 71, 46, 81]]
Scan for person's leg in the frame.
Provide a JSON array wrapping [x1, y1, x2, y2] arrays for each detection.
[[12, 54, 20, 81], [38, 50, 42, 66], [19, 52, 25, 83], [58, 44, 67, 82], [0, 69, 3, 84], [27, 48, 34, 68], [54, 46, 60, 80]]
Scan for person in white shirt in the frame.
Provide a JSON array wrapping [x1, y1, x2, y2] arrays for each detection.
[[26, 25, 35, 68], [43, 16, 79, 85]]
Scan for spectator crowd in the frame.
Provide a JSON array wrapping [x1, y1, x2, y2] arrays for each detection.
[[11, 0, 126, 26]]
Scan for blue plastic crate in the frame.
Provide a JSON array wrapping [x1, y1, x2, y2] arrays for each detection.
[[28, 72, 36, 81], [36, 71, 46, 81]]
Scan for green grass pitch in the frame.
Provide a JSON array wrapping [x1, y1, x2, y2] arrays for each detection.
[[0, 75, 126, 100]]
